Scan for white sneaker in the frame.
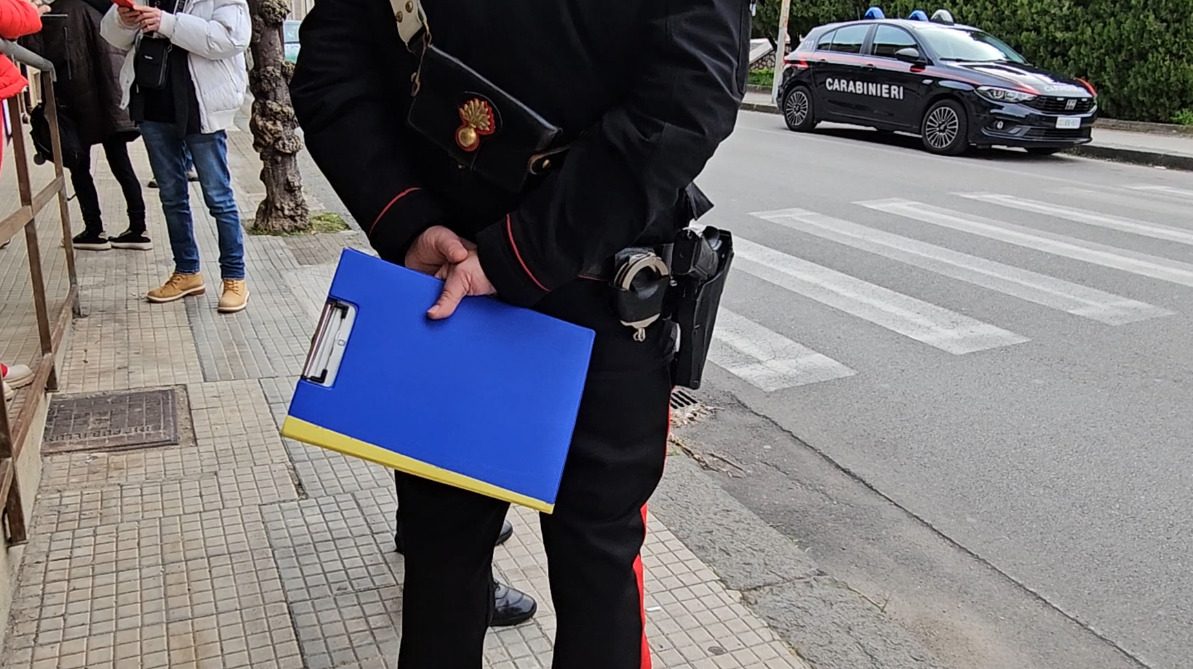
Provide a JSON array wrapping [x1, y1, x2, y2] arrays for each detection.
[[3, 381, 12, 402], [1, 363, 33, 389]]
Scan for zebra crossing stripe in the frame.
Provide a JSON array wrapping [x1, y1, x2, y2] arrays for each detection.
[[710, 309, 856, 391], [1127, 185, 1193, 199], [1050, 188, 1193, 220], [859, 198, 1193, 288], [958, 193, 1193, 247], [734, 236, 1029, 355], [753, 208, 1172, 326]]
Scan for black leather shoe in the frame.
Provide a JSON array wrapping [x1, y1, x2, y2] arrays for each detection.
[[491, 580, 537, 627], [395, 519, 515, 554]]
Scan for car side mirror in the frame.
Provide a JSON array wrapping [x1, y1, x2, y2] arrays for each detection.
[[895, 47, 926, 65]]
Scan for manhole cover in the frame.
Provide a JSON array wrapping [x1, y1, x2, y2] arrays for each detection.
[[44, 388, 181, 455]]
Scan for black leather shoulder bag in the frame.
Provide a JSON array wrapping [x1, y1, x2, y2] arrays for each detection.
[[392, 1, 564, 194], [133, 0, 184, 90]]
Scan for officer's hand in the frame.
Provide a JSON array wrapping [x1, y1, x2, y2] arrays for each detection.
[[405, 225, 472, 276], [427, 252, 495, 320]]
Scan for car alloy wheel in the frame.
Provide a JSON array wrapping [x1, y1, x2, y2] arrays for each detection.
[[924, 105, 960, 150], [782, 86, 816, 132], [785, 89, 809, 127]]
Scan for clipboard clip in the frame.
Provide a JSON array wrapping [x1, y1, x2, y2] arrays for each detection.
[[301, 299, 357, 387]]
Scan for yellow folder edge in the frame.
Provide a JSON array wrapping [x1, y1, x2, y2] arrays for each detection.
[[281, 416, 556, 514]]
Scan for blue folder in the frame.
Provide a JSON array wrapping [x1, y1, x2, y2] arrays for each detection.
[[282, 249, 595, 513]]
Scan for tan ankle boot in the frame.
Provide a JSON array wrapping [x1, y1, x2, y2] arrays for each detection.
[[218, 279, 249, 313], [147, 273, 206, 303]]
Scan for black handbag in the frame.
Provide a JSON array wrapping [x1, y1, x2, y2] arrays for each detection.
[[133, 0, 182, 91], [134, 36, 172, 90], [404, 44, 563, 193]]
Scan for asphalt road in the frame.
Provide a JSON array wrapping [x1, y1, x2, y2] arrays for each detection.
[[694, 112, 1193, 669]]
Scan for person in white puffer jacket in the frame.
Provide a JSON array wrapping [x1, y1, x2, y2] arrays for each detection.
[[101, 0, 252, 313]]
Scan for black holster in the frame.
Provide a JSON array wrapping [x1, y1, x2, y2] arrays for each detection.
[[667, 227, 733, 390]]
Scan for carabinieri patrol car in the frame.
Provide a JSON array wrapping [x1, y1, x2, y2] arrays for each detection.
[[778, 8, 1098, 155]]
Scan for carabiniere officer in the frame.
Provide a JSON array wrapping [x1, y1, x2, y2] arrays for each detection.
[[290, 1, 748, 666]]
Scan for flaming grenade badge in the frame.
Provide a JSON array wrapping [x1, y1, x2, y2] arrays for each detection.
[[455, 98, 496, 153]]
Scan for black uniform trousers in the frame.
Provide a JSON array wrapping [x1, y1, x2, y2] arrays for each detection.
[[70, 137, 146, 233], [394, 280, 673, 669]]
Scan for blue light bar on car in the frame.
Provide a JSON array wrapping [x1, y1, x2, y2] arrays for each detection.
[[908, 9, 929, 20], [864, 7, 885, 19]]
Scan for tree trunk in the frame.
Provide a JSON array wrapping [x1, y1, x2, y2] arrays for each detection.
[[247, 0, 309, 233]]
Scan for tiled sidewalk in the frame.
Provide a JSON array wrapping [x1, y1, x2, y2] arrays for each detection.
[[0, 147, 73, 420], [0, 136, 809, 668]]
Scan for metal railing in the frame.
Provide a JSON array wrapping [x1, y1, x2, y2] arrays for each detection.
[[0, 37, 77, 548]]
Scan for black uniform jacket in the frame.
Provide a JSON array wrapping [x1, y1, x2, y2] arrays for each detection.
[[290, 0, 748, 308]]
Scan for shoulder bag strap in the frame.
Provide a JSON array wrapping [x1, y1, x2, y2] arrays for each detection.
[[387, 0, 430, 94], [389, 0, 426, 47]]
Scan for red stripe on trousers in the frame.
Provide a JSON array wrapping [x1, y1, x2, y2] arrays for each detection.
[[634, 504, 651, 669], [636, 399, 670, 668]]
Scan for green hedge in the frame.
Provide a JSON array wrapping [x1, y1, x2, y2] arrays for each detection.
[[748, 70, 776, 88], [750, 0, 1193, 122]]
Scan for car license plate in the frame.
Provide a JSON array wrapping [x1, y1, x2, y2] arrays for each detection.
[[1056, 117, 1082, 129]]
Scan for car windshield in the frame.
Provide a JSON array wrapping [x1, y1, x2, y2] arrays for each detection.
[[283, 21, 301, 43], [919, 27, 1026, 63]]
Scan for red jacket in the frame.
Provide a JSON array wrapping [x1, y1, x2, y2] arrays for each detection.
[[0, 0, 41, 100], [0, 0, 41, 173]]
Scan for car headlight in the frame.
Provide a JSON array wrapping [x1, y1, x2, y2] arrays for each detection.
[[976, 86, 1037, 103]]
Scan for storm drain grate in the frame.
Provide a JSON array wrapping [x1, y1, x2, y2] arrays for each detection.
[[670, 388, 713, 427], [44, 388, 182, 455], [670, 389, 701, 410]]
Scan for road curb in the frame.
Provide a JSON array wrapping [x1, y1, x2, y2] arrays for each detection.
[[737, 101, 1193, 171], [653, 454, 946, 669], [1095, 118, 1193, 136], [742, 101, 779, 115], [1064, 144, 1193, 172]]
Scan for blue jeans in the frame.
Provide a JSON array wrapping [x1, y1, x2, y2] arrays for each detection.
[[140, 122, 246, 280]]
